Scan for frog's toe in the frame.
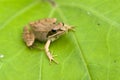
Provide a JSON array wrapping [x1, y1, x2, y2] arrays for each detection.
[[48, 53, 58, 64], [49, 57, 58, 64]]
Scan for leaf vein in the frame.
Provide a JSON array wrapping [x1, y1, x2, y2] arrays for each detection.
[[56, 6, 92, 80], [60, 3, 120, 29], [106, 26, 112, 80], [0, 1, 38, 30]]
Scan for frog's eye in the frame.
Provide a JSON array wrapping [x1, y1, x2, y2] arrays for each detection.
[[51, 29, 57, 33], [47, 29, 57, 37]]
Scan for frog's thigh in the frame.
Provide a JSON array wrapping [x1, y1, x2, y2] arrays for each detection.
[[23, 26, 35, 47]]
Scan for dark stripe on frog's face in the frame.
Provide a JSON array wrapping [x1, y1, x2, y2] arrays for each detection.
[[46, 22, 67, 38], [46, 29, 57, 37]]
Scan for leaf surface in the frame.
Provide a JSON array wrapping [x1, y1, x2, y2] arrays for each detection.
[[0, 0, 120, 80]]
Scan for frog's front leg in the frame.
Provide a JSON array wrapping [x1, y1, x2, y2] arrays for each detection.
[[44, 39, 58, 64]]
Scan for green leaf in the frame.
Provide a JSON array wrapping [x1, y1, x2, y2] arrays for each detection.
[[0, 0, 120, 80]]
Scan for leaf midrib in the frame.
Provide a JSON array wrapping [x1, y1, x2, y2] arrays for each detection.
[[54, 4, 92, 80]]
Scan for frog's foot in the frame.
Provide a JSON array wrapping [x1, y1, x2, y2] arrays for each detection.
[[46, 52, 58, 64], [45, 40, 58, 64]]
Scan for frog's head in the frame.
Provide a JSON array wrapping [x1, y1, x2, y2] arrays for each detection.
[[47, 22, 74, 41]]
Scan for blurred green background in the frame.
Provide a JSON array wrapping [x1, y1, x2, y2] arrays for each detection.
[[0, 0, 120, 80]]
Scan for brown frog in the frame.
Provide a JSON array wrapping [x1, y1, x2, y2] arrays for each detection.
[[23, 18, 73, 64]]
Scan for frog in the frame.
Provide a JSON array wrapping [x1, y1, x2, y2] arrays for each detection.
[[23, 18, 73, 64]]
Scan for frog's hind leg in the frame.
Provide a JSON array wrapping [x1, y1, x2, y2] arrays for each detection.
[[23, 26, 35, 47], [44, 39, 58, 64]]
